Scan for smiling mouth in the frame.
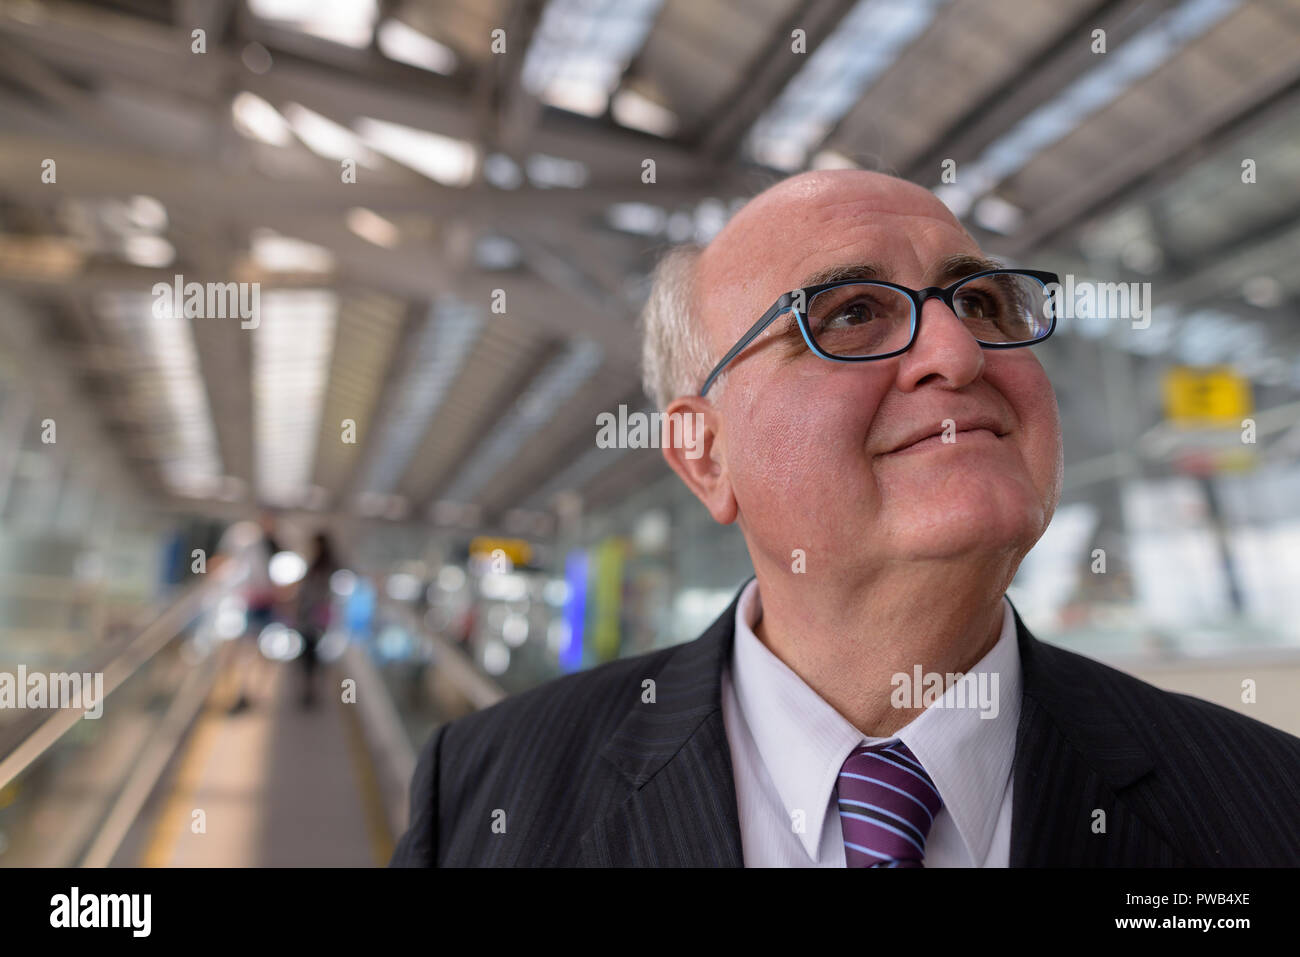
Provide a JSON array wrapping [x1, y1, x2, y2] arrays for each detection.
[[886, 428, 1007, 455]]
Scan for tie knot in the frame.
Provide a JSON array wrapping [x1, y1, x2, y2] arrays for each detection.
[[837, 740, 943, 867]]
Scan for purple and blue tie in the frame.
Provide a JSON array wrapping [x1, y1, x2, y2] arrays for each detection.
[[837, 740, 943, 867]]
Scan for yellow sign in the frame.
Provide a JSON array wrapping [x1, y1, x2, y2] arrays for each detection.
[[1162, 366, 1252, 426], [468, 537, 532, 567]]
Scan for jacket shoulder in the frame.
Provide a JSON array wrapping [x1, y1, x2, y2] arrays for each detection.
[[442, 640, 682, 753], [391, 641, 691, 866], [1027, 637, 1300, 863], [1034, 639, 1300, 759]]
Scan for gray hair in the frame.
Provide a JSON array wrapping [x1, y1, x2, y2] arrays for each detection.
[[639, 242, 722, 410]]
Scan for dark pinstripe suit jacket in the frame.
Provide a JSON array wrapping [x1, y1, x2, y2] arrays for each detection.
[[390, 579, 1300, 866]]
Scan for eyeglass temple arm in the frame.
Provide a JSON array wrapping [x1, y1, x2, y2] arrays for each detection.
[[698, 296, 792, 397]]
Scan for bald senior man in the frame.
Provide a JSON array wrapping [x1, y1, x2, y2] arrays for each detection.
[[392, 170, 1300, 867]]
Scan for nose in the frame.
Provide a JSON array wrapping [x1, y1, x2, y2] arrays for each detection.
[[893, 295, 985, 392]]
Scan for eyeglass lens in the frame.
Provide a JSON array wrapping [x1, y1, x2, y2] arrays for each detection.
[[803, 273, 1053, 358]]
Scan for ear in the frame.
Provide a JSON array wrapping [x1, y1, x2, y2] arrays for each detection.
[[660, 395, 738, 525]]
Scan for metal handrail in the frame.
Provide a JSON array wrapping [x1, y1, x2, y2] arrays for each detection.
[[378, 598, 506, 712], [0, 560, 241, 789]]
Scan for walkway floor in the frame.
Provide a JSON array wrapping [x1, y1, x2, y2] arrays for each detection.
[[115, 650, 388, 867]]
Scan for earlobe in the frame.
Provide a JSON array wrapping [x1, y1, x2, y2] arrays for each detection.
[[659, 396, 738, 525]]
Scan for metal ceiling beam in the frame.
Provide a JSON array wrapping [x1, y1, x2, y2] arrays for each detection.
[[413, 338, 566, 514], [0, 260, 639, 373], [0, 291, 143, 506], [328, 299, 429, 512], [0, 146, 643, 370], [0, 37, 128, 141], [1004, 66, 1300, 258], [573, 441, 670, 515], [482, 381, 648, 519], [898, 0, 1166, 183], [473, 368, 631, 515], [1153, 198, 1300, 306], [174, 0, 237, 45], [0, 0, 725, 188], [270, 215, 641, 368], [694, 0, 859, 162], [508, 216, 645, 301], [0, 132, 728, 227], [477, 0, 547, 153], [187, 288, 254, 490]]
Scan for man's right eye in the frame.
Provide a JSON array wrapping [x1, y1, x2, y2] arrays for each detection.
[[818, 301, 880, 330]]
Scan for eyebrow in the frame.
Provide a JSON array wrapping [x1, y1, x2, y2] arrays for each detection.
[[796, 254, 1006, 289]]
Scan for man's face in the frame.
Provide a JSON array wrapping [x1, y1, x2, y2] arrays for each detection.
[[692, 171, 1063, 574]]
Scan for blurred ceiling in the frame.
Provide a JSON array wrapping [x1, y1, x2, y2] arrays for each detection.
[[0, 0, 1297, 535]]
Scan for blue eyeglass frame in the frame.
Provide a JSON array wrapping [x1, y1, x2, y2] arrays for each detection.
[[697, 268, 1061, 396]]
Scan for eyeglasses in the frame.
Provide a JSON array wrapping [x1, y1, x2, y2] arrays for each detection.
[[698, 268, 1060, 396]]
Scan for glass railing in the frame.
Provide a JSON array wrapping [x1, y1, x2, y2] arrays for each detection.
[[0, 562, 238, 866]]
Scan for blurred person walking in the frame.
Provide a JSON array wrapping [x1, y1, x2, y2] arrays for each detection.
[[228, 510, 283, 714], [294, 533, 338, 710]]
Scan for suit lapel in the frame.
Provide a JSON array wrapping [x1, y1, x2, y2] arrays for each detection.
[[1007, 600, 1186, 865], [580, 585, 746, 866]]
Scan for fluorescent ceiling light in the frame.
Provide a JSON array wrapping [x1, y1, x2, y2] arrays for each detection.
[[250, 229, 336, 273], [811, 150, 859, 170], [482, 153, 523, 189], [122, 234, 175, 267], [355, 117, 476, 187], [247, 0, 378, 49], [376, 19, 457, 74], [284, 103, 379, 165], [520, 0, 664, 118], [1242, 276, 1282, 309], [241, 41, 274, 75], [949, 0, 1241, 206], [540, 76, 610, 117], [606, 202, 666, 235], [665, 211, 694, 242], [355, 297, 482, 499], [931, 177, 991, 219], [474, 236, 521, 270], [442, 341, 603, 502], [127, 196, 168, 231], [972, 195, 1024, 235], [525, 153, 588, 189], [96, 292, 223, 498], [252, 290, 338, 507], [346, 207, 401, 248], [745, 0, 949, 171], [611, 88, 678, 137], [231, 92, 293, 146], [692, 198, 728, 243]]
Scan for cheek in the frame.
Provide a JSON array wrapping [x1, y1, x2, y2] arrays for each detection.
[[1000, 361, 1063, 502], [725, 371, 888, 510]]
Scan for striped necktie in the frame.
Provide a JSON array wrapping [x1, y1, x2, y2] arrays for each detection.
[[836, 740, 943, 867]]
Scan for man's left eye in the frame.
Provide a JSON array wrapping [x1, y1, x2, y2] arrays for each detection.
[[956, 293, 991, 317]]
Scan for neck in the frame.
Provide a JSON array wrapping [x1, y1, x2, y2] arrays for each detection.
[[749, 556, 1014, 737]]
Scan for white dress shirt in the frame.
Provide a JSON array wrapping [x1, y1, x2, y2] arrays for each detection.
[[720, 578, 1021, 867]]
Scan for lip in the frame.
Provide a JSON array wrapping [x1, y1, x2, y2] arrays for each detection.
[[883, 418, 1009, 455]]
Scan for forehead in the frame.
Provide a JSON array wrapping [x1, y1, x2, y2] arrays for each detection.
[[697, 172, 980, 337]]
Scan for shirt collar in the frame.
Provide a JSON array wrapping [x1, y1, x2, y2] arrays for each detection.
[[729, 578, 1021, 864]]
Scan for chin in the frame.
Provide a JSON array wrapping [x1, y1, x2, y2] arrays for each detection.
[[887, 487, 1045, 561]]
